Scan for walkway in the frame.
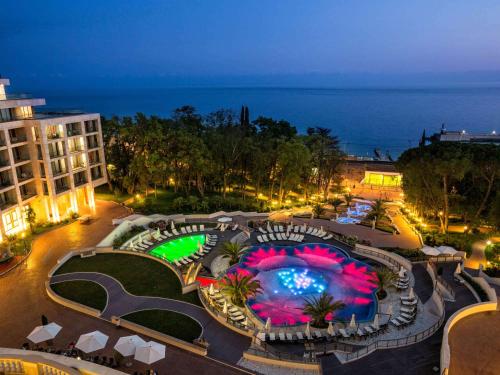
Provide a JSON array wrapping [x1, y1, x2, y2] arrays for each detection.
[[50, 272, 251, 364], [320, 262, 477, 374], [0, 201, 248, 375]]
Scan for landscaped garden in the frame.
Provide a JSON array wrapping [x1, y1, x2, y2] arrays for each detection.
[[51, 280, 108, 311], [54, 253, 201, 305], [122, 309, 202, 343]]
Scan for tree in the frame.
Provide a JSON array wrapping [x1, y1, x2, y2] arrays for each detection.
[[25, 205, 36, 233], [375, 267, 397, 298], [221, 273, 262, 307], [303, 292, 346, 328], [366, 199, 387, 226], [221, 242, 245, 266], [344, 193, 353, 207], [312, 203, 325, 218], [330, 198, 343, 212]]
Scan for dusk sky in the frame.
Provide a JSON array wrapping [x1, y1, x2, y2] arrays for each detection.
[[2, 0, 500, 88]]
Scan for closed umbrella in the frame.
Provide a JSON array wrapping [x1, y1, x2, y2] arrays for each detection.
[[222, 300, 228, 314], [305, 322, 311, 338], [28, 323, 62, 344], [266, 222, 272, 232], [76, 331, 109, 353], [134, 341, 165, 365], [386, 304, 393, 317], [399, 266, 406, 278], [327, 321, 334, 336], [170, 221, 175, 230], [421, 246, 440, 256], [455, 263, 462, 274], [208, 283, 214, 296], [114, 335, 146, 357], [437, 246, 457, 256], [408, 288, 415, 300], [349, 314, 356, 330], [373, 314, 380, 329], [264, 317, 272, 332]]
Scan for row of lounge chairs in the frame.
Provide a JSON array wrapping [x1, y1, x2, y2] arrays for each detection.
[[214, 223, 239, 231], [393, 270, 410, 290], [257, 323, 387, 343], [128, 224, 208, 252], [258, 223, 334, 240], [208, 289, 247, 325], [168, 234, 218, 267], [257, 233, 305, 243], [390, 294, 418, 328]]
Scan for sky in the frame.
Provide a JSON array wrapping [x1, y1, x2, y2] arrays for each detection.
[[2, 0, 500, 88]]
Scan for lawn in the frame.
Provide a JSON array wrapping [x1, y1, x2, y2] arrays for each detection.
[[54, 254, 201, 306], [122, 309, 202, 343], [51, 280, 108, 311], [94, 185, 131, 203]]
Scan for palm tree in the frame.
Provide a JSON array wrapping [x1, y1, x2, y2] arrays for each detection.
[[303, 292, 346, 328], [366, 199, 387, 226], [344, 193, 354, 207], [312, 203, 325, 218], [221, 273, 262, 307], [221, 242, 245, 266], [329, 198, 343, 213], [375, 267, 397, 299]]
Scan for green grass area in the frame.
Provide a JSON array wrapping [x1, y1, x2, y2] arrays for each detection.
[[51, 280, 108, 311], [150, 234, 205, 262], [54, 254, 201, 306], [122, 309, 202, 343], [95, 185, 132, 203]]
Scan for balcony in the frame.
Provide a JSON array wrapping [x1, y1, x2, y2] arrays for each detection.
[[72, 163, 86, 172], [0, 179, 13, 189], [69, 146, 84, 154], [0, 138, 6, 148], [55, 184, 70, 194], [21, 191, 37, 201], [67, 129, 82, 137], [0, 158, 10, 168], [10, 134, 27, 144], [74, 177, 88, 187], [0, 199, 17, 210], [89, 157, 101, 166], [47, 132, 63, 140], [49, 151, 66, 159], [17, 171, 34, 182], [13, 154, 30, 164], [52, 168, 68, 177], [85, 120, 99, 133]]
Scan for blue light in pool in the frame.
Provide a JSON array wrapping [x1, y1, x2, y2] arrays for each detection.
[[277, 269, 326, 295]]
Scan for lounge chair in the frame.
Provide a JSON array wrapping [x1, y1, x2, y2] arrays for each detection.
[[300, 226, 306, 233], [200, 224, 205, 231], [163, 230, 173, 237], [269, 333, 276, 341], [296, 332, 304, 341], [400, 295, 416, 301], [306, 227, 314, 234], [172, 228, 180, 236], [257, 235, 264, 243], [192, 225, 198, 232], [286, 333, 294, 341], [401, 299, 417, 306], [269, 234, 276, 241], [278, 225, 284, 232], [356, 328, 366, 339], [323, 234, 333, 240], [214, 223, 222, 230], [180, 227, 187, 234], [400, 307, 416, 314], [293, 226, 299, 233], [262, 235, 269, 242], [174, 260, 182, 267], [390, 319, 402, 328], [338, 329, 350, 338], [232, 224, 239, 231], [364, 325, 374, 335], [314, 331, 322, 339], [258, 227, 267, 234], [142, 238, 154, 246], [273, 225, 279, 232], [278, 332, 286, 341], [276, 233, 283, 240], [186, 226, 193, 233], [257, 332, 266, 341]]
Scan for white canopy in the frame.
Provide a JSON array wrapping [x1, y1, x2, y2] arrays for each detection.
[[134, 341, 166, 365], [218, 216, 232, 223], [27, 323, 62, 344], [114, 335, 146, 357], [421, 246, 440, 256], [349, 314, 356, 330], [76, 331, 109, 353], [327, 321, 334, 336], [437, 246, 458, 256]]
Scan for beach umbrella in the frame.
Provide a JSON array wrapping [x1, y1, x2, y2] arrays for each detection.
[[437, 246, 457, 256], [134, 341, 165, 365], [27, 322, 62, 344], [305, 322, 311, 338], [421, 246, 440, 257], [265, 317, 272, 332], [455, 263, 462, 274], [208, 283, 214, 295], [156, 228, 161, 238], [114, 335, 146, 357], [222, 300, 228, 314], [302, 223, 307, 231], [327, 321, 334, 336], [408, 288, 415, 300], [349, 314, 356, 330], [76, 331, 109, 353], [373, 314, 380, 329], [170, 221, 175, 230]]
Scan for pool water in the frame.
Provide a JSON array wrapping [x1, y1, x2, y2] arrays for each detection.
[[226, 244, 379, 326], [149, 234, 205, 262]]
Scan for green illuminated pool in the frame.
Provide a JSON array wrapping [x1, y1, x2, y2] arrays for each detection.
[[149, 234, 206, 262]]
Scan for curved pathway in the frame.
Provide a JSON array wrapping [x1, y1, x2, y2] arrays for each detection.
[[50, 272, 251, 363]]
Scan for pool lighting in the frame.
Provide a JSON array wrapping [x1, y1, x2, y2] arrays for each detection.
[[277, 269, 326, 295]]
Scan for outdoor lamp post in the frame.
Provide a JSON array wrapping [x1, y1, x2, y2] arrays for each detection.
[[21, 232, 27, 254]]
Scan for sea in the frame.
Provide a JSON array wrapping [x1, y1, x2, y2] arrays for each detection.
[[38, 86, 500, 158]]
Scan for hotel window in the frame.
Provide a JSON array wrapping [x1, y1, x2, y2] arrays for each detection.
[[4, 210, 21, 232]]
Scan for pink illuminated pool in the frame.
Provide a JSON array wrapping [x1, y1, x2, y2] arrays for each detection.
[[226, 243, 379, 326]]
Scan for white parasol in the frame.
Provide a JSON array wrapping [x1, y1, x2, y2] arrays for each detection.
[[27, 323, 62, 344]]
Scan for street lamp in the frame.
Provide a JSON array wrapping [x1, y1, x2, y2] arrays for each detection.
[[21, 232, 27, 254]]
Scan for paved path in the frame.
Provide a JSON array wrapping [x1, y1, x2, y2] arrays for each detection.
[[0, 201, 248, 375], [50, 272, 251, 364]]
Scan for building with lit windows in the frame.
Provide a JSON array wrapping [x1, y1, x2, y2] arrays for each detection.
[[0, 78, 106, 238]]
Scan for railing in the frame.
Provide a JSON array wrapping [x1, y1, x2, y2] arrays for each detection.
[[91, 173, 103, 180], [0, 93, 33, 100], [47, 133, 62, 140], [17, 172, 33, 182], [50, 152, 66, 159], [354, 244, 412, 272], [69, 147, 84, 153], [74, 179, 87, 187], [342, 290, 446, 363], [0, 200, 17, 210], [430, 263, 456, 299], [246, 346, 319, 364], [66, 129, 82, 137], [55, 185, 70, 194]]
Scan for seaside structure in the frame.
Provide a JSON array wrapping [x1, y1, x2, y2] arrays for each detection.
[[427, 125, 500, 145], [0, 78, 106, 238]]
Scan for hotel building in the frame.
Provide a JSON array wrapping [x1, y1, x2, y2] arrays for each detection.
[[0, 78, 106, 238]]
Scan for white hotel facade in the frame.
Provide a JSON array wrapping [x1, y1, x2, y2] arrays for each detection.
[[0, 78, 107, 238]]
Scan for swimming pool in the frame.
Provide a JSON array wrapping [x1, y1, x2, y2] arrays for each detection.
[[149, 234, 205, 262], [226, 243, 378, 326]]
